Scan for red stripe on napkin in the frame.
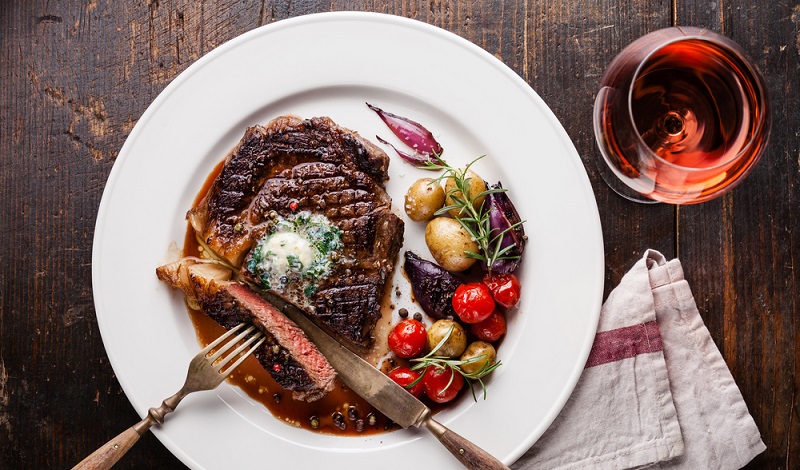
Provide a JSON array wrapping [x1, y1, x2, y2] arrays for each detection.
[[585, 321, 663, 368]]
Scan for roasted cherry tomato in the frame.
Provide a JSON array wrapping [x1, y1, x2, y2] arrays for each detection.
[[388, 366, 424, 398], [422, 366, 465, 403], [388, 319, 427, 358], [452, 282, 495, 324], [482, 273, 521, 309], [471, 310, 507, 343]]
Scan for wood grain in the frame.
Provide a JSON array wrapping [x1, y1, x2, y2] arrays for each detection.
[[675, 1, 800, 468], [1, 0, 797, 468]]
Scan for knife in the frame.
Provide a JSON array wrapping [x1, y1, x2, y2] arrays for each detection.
[[261, 290, 510, 470]]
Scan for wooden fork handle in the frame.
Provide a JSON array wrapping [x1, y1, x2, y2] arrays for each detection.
[[71, 423, 145, 470], [72, 392, 182, 469]]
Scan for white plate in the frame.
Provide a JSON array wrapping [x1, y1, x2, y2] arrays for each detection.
[[92, 12, 603, 469]]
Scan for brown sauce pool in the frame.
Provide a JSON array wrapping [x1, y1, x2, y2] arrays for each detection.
[[181, 160, 400, 436]]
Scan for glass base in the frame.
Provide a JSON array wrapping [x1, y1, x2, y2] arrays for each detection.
[[594, 158, 661, 204]]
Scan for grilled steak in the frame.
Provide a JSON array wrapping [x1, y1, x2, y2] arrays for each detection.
[[188, 116, 404, 345], [157, 258, 336, 401]]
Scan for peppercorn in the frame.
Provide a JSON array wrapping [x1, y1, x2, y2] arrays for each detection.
[[332, 411, 346, 430], [413, 312, 423, 321], [309, 416, 320, 429], [347, 405, 358, 421], [398, 308, 409, 318]]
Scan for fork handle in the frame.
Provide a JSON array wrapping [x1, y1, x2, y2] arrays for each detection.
[[71, 417, 153, 470], [72, 392, 183, 470]]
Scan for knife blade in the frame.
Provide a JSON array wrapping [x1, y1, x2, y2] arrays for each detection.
[[260, 290, 509, 470]]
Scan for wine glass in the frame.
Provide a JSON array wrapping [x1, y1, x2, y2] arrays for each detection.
[[593, 27, 770, 204]]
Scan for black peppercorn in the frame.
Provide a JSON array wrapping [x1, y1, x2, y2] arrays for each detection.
[[332, 411, 346, 430]]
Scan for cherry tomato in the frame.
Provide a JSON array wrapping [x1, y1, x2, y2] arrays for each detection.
[[388, 319, 427, 358], [388, 366, 424, 398], [482, 273, 521, 309], [452, 283, 495, 324], [422, 367, 465, 403], [471, 310, 507, 343]]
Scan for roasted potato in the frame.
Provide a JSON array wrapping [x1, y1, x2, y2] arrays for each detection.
[[445, 169, 487, 218], [404, 178, 445, 222], [425, 217, 479, 272], [427, 319, 467, 357], [460, 341, 496, 375]]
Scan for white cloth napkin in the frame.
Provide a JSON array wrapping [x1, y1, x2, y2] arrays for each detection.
[[514, 250, 765, 470]]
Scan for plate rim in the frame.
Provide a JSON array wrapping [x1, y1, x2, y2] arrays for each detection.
[[92, 10, 604, 467]]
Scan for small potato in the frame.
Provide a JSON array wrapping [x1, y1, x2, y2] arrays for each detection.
[[427, 319, 467, 357], [460, 341, 497, 375], [445, 169, 487, 218], [404, 178, 445, 222], [425, 218, 479, 272]]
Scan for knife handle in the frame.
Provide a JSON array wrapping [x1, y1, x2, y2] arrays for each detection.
[[423, 416, 510, 470]]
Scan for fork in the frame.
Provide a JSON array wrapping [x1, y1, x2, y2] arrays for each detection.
[[73, 323, 266, 470]]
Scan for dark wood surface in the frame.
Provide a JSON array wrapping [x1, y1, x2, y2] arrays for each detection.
[[1, 1, 797, 468]]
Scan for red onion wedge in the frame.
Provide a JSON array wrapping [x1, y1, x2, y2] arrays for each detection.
[[404, 251, 462, 320], [483, 182, 526, 274], [367, 103, 444, 157], [375, 135, 436, 167]]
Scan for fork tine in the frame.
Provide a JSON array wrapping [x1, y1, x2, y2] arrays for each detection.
[[213, 331, 264, 371], [207, 325, 258, 363], [217, 334, 266, 377], [200, 323, 246, 356]]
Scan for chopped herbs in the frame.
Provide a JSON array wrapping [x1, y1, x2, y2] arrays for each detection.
[[248, 211, 343, 297], [286, 253, 302, 270]]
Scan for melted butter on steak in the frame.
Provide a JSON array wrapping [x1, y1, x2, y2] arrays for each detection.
[[246, 211, 344, 306]]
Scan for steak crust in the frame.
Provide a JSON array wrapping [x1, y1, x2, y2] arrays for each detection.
[[189, 116, 404, 345]]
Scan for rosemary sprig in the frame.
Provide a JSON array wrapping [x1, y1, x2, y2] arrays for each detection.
[[408, 325, 501, 401], [421, 155, 525, 274]]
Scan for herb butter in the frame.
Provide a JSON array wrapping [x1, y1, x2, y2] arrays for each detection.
[[247, 211, 343, 298]]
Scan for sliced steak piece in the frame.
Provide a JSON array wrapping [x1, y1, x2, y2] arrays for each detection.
[[188, 116, 404, 346], [156, 257, 336, 402]]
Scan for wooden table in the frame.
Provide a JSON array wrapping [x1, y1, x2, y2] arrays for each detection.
[[1, 1, 797, 468]]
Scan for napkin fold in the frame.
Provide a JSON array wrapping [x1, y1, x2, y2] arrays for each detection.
[[514, 250, 765, 470]]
